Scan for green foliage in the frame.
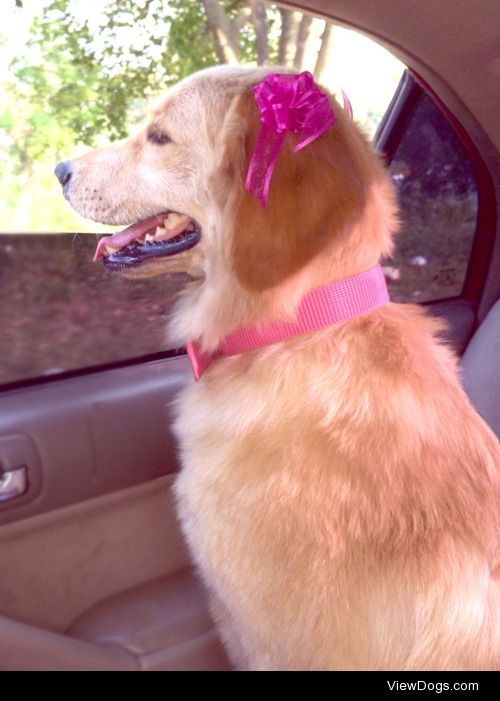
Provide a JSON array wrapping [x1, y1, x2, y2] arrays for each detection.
[[5, 0, 273, 163], [0, 0, 254, 229], [9, 0, 219, 152], [167, 0, 219, 79]]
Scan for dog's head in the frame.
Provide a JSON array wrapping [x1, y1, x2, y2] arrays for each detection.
[[56, 65, 397, 348]]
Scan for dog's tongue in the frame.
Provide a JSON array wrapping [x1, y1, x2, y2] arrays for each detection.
[[93, 213, 169, 262]]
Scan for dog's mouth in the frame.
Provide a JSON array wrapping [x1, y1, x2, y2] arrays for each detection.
[[93, 211, 201, 270]]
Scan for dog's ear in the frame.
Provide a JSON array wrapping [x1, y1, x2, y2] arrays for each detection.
[[219, 88, 370, 292]]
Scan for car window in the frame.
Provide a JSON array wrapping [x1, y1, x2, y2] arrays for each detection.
[[382, 89, 478, 303], [0, 1, 404, 387], [0, 234, 187, 385]]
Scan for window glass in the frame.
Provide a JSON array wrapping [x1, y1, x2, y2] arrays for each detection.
[[0, 234, 187, 385], [383, 93, 478, 303], [0, 1, 403, 386]]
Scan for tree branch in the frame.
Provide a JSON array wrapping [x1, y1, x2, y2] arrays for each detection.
[[314, 21, 335, 83], [201, 0, 239, 64], [249, 1, 268, 66], [231, 6, 251, 47], [278, 8, 302, 67], [293, 14, 313, 71]]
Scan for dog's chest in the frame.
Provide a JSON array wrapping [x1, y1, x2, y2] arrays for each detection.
[[172, 377, 258, 559], [171, 370, 308, 588]]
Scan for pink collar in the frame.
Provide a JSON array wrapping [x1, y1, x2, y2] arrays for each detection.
[[186, 264, 389, 381]]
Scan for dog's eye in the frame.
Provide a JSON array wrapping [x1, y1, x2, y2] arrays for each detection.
[[148, 132, 172, 145]]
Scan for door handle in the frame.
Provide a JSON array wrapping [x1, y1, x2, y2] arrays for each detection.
[[0, 435, 41, 520], [0, 466, 29, 502]]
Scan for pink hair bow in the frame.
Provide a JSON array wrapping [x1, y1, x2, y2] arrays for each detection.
[[245, 71, 336, 208]]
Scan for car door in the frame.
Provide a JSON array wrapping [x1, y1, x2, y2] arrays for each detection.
[[0, 352, 231, 670]]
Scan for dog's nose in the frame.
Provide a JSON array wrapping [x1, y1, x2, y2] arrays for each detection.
[[54, 161, 72, 188]]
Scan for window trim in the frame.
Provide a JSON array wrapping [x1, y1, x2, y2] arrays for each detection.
[[0, 347, 185, 394], [375, 70, 422, 161]]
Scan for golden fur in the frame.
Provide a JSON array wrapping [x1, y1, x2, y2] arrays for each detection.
[[64, 65, 500, 670]]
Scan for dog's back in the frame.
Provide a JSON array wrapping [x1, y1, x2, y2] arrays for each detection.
[[174, 301, 500, 670]]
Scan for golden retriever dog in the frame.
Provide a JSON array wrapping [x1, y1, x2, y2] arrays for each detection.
[[56, 65, 499, 670]]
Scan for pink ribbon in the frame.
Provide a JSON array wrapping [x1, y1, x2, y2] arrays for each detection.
[[341, 89, 353, 120], [245, 72, 336, 208]]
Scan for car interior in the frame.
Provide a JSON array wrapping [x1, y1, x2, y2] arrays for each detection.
[[0, 0, 498, 670]]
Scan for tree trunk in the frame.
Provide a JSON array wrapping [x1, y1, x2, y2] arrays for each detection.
[[278, 8, 302, 67], [249, 1, 269, 65], [231, 6, 252, 49], [314, 21, 336, 85], [201, 0, 239, 64], [293, 14, 313, 71]]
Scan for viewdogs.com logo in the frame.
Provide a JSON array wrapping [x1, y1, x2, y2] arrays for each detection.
[[387, 680, 479, 693]]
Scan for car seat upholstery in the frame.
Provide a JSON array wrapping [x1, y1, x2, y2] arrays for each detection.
[[461, 300, 500, 439], [67, 568, 231, 671]]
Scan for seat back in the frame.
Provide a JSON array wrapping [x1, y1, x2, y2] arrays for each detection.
[[461, 301, 500, 438]]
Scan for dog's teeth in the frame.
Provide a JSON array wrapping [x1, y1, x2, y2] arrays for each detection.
[[164, 213, 185, 229], [144, 234, 154, 242], [155, 226, 166, 237], [105, 245, 119, 256]]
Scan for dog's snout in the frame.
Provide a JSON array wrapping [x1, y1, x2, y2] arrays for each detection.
[[54, 161, 72, 188]]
